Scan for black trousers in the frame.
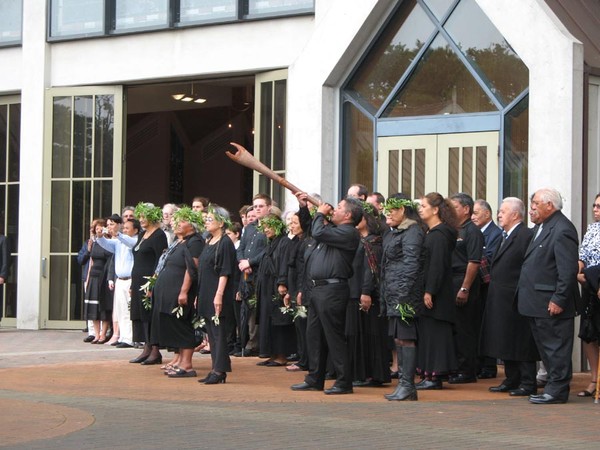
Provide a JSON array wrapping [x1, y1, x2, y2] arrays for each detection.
[[529, 316, 574, 400], [205, 316, 232, 373], [504, 360, 536, 391], [304, 282, 351, 389], [452, 274, 480, 377]]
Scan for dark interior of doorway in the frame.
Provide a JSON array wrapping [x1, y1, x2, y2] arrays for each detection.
[[124, 77, 255, 221]]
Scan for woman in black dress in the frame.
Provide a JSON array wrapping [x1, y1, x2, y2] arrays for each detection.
[[197, 205, 236, 384], [255, 213, 294, 367], [416, 192, 458, 390], [125, 203, 168, 364], [347, 204, 390, 387], [381, 194, 425, 401], [84, 218, 114, 344], [152, 207, 204, 376]]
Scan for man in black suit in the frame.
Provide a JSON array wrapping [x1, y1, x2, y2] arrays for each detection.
[[481, 197, 539, 396], [472, 199, 503, 379], [517, 188, 580, 404]]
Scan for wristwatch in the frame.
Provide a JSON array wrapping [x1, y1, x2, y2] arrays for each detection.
[[459, 287, 469, 293]]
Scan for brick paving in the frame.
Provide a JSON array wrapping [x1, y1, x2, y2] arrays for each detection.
[[0, 328, 599, 449]]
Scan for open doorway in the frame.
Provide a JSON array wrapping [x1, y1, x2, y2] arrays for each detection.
[[124, 77, 255, 220]]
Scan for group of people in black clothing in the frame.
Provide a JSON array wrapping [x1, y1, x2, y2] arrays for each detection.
[[79, 185, 588, 403]]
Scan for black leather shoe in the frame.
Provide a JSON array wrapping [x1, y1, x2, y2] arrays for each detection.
[[477, 371, 497, 379], [448, 373, 477, 384], [509, 387, 536, 396], [489, 384, 516, 393], [415, 379, 443, 390], [529, 393, 566, 404], [140, 356, 162, 365], [129, 354, 149, 364], [291, 382, 323, 391], [324, 386, 353, 395], [116, 342, 133, 348], [83, 335, 95, 343]]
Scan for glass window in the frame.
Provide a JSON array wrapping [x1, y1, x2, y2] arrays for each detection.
[[94, 95, 114, 177], [383, 34, 497, 117], [503, 96, 528, 202], [50, 0, 104, 37], [8, 104, 20, 182], [347, 0, 434, 113], [246, 0, 314, 17], [343, 101, 373, 192], [444, 0, 528, 106], [259, 82, 273, 168], [0, 105, 6, 182], [114, 0, 169, 32], [272, 80, 286, 171], [52, 97, 72, 178], [421, 0, 455, 21], [0, 0, 22, 45], [73, 96, 94, 178], [178, 0, 237, 24]]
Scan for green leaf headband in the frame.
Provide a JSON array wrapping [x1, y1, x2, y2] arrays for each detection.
[[206, 204, 233, 230], [257, 215, 286, 237], [134, 202, 163, 223], [384, 197, 418, 214], [361, 200, 376, 217], [173, 206, 205, 231]]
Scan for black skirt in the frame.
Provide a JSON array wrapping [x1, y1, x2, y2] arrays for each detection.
[[417, 315, 457, 376]]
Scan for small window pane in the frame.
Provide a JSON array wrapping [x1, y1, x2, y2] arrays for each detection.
[[51, 181, 70, 253], [179, 0, 237, 24], [259, 82, 273, 168], [476, 146, 487, 200], [73, 96, 93, 178], [3, 255, 17, 318], [72, 181, 92, 253], [448, 147, 459, 194], [0, 104, 6, 181], [247, 0, 314, 17], [0, 0, 22, 44], [94, 95, 114, 178], [444, 0, 528, 106], [71, 255, 85, 320], [272, 80, 286, 171], [401, 149, 412, 196], [462, 146, 473, 194], [49, 255, 69, 320], [8, 103, 20, 182], [50, 0, 104, 37], [0, 185, 5, 233], [52, 96, 72, 178], [114, 0, 168, 32], [388, 149, 399, 196], [343, 102, 373, 192], [93, 180, 113, 219], [6, 184, 18, 253], [383, 34, 497, 117], [503, 96, 529, 201], [347, 0, 434, 113]]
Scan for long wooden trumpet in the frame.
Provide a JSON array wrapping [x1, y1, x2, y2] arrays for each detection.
[[226, 142, 321, 206]]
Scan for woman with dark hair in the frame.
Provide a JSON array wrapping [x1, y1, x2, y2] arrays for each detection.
[[84, 218, 114, 344], [416, 192, 459, 390], [381, 194, 425, 401], [126, 203, 168, 364], [152, 207, 204, 376], [197, 205, 236, 384], [255, 213, 294, 367], [347, 202, 390, 387]]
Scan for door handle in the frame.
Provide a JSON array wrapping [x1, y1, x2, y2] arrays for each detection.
[[41, 257, 47, 278]]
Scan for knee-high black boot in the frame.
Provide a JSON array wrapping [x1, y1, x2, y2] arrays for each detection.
[[384, 346, 418, 401]]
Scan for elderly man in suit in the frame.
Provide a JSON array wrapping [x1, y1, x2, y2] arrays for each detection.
[[481, 197, 539, 396], [517, 188, 581, 404]]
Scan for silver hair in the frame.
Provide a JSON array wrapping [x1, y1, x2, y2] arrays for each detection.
[[210, 205, 230, 225], [535, 188, 563, 210], [122, 205, 135, 215], [474, 199, 493, 213], [502, 197, 525, 219]]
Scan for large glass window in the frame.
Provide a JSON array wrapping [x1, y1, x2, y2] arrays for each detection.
[[503, 96, 528, 202], [0, 0, 23, 45], [49, 0, 314, 39], [343, 102, 374, 192], [0, 100, 20, 320]]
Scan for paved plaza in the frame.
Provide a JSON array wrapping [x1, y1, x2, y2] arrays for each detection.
[[0, 328, 599, 449]]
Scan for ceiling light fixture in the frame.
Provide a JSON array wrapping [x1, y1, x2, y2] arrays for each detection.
[[172, 83, 206, 104]]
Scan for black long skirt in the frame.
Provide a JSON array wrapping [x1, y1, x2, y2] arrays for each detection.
[[417, 315, 457, 377]]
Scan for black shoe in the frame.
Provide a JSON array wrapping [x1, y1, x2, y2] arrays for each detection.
[[324, 386, 353, 395], [415, 379, 443, 390], [203, 372, 227, 384], [291, 382, 323, 391], [286, 353, 299, 362], [140, 356, 162, 365], [529, 393, 566, 404], [353, 379, 384, 387], [83, 335, 95, 343], [448, 373, 477, 384], [116, 342, 133, 348], [477, 371, 497, 379], [510, 387, 536, 397], [129, 354, 149, 364], [489, 383, 517, 393]]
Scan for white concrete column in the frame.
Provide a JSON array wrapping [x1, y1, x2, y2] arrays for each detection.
[[16, 0, 50, 329]]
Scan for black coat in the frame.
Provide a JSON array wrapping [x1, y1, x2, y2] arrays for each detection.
[[421, 222, 457, 323], [380, 219, 425, 317], [517, 210, 581, 318], [480, 222, 539, 361]]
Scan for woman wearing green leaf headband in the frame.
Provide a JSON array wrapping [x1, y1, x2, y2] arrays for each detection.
[[381, 193, 425, 401]]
